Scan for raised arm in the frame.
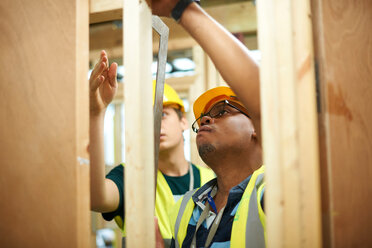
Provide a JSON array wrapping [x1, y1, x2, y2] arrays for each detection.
[[152, 1, 261, 141], [89, 50, 120, 212]]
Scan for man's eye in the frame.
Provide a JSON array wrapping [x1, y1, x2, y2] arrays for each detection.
[[217, 110, 228, 117], [162, 112, 167, 117]]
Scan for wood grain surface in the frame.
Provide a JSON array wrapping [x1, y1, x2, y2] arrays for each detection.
[[257, 0, 322, 247], [0, 0, 90, 246], [312, 0, 372, 247]]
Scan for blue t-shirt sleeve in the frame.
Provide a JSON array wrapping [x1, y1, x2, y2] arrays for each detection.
[[101, 164, 125, 221]]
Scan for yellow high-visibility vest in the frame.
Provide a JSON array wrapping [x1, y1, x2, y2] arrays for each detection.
[[114, 164, 215, 245], [169, 166, 266, 248]]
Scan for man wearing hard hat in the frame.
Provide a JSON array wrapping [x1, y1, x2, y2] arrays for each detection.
[[168, 87, 264, 248], [150, 0, 265, 247], [89, 50, 215, 247]]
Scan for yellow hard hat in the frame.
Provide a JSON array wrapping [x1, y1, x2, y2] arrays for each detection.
[[193, 86, 247, 125], [153, 80, 185, 113]]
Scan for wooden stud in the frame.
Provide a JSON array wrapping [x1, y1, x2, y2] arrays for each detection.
[[114, 103, 123, 165], [76, 0, 91, 247], [189, 46, 208, 167], [0, 0, 90, 246], [311, 0, 372, 247], [257, 0, 322, 247], [90, 0, 123, 23], [123, 0, 155, 247], [205, 56, 228, 89], [206, 56, 219, 89]]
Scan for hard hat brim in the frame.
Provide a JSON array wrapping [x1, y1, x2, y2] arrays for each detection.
[[153, 80, 185, 113], [193, 86, 246, 124]]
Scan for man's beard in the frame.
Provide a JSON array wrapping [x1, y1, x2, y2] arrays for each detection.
[[198, 144, 217, 163]]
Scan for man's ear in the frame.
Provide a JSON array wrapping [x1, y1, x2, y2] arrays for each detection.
[[180, 116, 189, 131], [251, 130, 257, 141]]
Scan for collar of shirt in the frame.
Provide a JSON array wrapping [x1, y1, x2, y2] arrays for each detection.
[[191, 175, 252, 211]]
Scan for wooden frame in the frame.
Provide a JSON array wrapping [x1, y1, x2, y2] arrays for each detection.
[[257, 0, 322, 247], [90, 0, 327, 247], [114, 103, 123, 165], [311, 1, 372, 247], [89, 1, 257, 60], [123, 0, 155, 247], [93, 1, 372, 247], [0, 0, 90, 246], [6, 0, 364, 246]]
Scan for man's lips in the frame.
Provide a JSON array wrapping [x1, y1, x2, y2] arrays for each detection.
[[198, 126, 212, 133]]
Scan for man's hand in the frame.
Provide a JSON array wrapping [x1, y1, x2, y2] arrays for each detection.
[[151, 0, 178, 17], [89, 50, 118, 116], [155, 217, 165, 248]]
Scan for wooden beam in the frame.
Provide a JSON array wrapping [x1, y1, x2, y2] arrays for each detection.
[[114, 103, 123, 165], [89, 1, 257, 56], [76, 0, 90, 247], [0, 0, 90, 246], [90, 0, 257, 28], [257, 0, 322, 247], [166, 75, 197, 93], [311, 0, 372, 247], [189, 46, 208, 168], [205, 1, 256, 34], [123, 0, 155, 247], [90, 0, 122, 24]]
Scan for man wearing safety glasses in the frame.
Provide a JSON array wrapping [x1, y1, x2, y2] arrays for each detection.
[[151, 0, 265, 247], [168, 87, 264, 248]]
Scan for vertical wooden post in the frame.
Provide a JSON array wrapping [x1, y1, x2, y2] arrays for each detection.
[[206, 56, 226, 89], [76, 0, 90, 247], [0, 0, 89, 246], [257, 0, 322, 247], [114, 103, 123, 165], [206, 57, 219, 89], [189, 46, 207, 167], [123, 0, 155, 247], [311, 1, 372, 247]]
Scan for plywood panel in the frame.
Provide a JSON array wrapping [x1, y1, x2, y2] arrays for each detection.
[[0, 0, 89, 247], [311, 1, 372, 247]]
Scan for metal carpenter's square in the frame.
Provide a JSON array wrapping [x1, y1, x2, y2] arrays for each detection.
[[152, 15, 169, 194]]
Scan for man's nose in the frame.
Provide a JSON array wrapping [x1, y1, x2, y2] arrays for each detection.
[[200, 115, 213, 126]]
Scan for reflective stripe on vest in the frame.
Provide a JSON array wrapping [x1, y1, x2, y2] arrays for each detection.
[[231, 166, 265, 247], [174, 189, 198, 248], [172, 166, 265, 248], [156, 165, 215, 240], [244, 173, 265, 248]]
